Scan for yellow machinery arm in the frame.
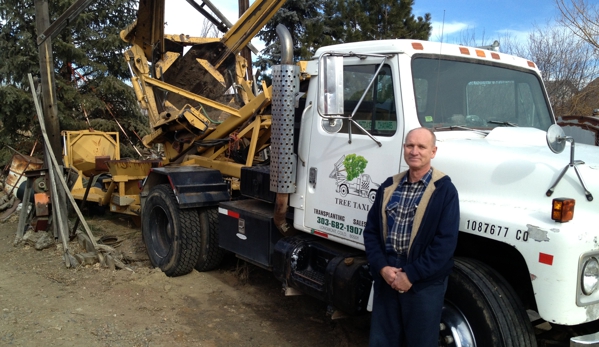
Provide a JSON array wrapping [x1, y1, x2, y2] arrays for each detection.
[[121, 0, 284, 66], [120, 0, 165, 62], [215, 0, 286, 68], [120, 0, 288, 176]]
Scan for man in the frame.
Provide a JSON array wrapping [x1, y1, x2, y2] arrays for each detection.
[[364, 127, 460, 346]]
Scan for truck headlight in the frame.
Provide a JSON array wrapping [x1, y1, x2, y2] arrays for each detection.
[[582, 257, 599, 295]]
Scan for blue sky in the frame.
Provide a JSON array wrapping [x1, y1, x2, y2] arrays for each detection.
[[164, 0, 562, 50], [413, 0, 559, 45]]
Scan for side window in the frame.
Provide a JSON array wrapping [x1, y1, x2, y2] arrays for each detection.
[[340, 64, 397, 136]]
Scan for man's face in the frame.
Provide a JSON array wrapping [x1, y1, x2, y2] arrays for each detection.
[[403, 129, 437, 171]]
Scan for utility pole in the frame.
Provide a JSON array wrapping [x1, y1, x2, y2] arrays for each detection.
[[34, 0, 63, 165], [238, 0, 253, 82], [34, 0, 67, 245]]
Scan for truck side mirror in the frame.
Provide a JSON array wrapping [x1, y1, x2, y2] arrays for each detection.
[[318, 55, 344, 116], [546, 124, 566, 154]]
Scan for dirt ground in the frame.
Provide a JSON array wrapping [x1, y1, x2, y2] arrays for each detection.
[[0, 210, 371, 347]]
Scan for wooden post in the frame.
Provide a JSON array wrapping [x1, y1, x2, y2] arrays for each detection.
[[35, 0, 68, 249], [34, 0, 63, 165]]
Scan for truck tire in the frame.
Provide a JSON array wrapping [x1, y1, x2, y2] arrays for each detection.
[[368, 189, 377, 203], [440, 257, 537, 347], [339, 184, 348, 197], [194, 207, 225, 272], [142, 184, 200, 277]]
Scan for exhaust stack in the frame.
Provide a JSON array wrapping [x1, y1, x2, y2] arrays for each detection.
[[270, 24, 298, 233]]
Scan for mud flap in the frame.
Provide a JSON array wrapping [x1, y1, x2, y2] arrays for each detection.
[[367, 281, 374, 312]]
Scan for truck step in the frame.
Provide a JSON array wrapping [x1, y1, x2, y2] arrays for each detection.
[[293, 269, 325, 288]]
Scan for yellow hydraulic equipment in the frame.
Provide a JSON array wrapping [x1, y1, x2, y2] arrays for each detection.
[[120, 0, 286, 177], [102, 159, 159, 219], [62, 130, 158, 219], [63, 129, 120, 203]]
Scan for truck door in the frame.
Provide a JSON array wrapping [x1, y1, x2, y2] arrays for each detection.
[[302, 55, 405, 248]]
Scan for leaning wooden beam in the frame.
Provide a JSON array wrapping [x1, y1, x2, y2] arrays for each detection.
[[46, 146, 74, 266], [27, 73, 73, 266], [27, 73, 118, 263]]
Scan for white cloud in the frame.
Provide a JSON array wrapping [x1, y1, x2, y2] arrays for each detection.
[[496, 29, 531, 44], [427, 20, 533, 49], [429, 21, 469, 42]]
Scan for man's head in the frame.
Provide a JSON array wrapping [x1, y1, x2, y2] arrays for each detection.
[[403, 127, 437, 172]]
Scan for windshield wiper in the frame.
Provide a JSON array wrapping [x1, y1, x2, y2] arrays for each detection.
[[487, 120, 517, 127], [433, 125, 490, 135]]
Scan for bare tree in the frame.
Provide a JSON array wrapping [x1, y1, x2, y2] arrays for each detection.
[[555, 0, 599, 116], [528, 23, 599, 116], [556, 0, 599, 50], [497, 32, 526, 57], [449, 27, 491, 47], [456, 2, 599, 117], [448, 27, 518, 56], [199, 16, 220, 38]]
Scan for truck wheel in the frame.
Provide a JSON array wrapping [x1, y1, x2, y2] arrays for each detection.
[[440, 257, 537, 347], [368, 189, 377, 203], [339, 184, 348, 197], [142, 184, 200, 277], [194, 207, 225, 272]]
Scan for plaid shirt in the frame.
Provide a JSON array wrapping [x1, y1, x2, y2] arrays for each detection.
[[385, 169, 432, 254]]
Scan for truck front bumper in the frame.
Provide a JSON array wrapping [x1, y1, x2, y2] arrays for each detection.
[[571, 332, 599, 346]]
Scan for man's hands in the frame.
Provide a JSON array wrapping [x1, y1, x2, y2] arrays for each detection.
[[380, 266, 398, 285], [380, 266, 412, 293], [393, 269, 412, 292]]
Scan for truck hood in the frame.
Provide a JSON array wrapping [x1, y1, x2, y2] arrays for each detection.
[[433, 127, 599, 215]]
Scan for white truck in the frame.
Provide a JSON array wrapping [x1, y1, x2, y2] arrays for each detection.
[[284, 39, 599, 346], [123, 1, 599, 345]]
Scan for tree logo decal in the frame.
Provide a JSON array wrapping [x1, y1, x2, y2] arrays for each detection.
[[329, 154, 380, 203]]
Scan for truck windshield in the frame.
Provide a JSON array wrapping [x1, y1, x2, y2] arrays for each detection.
[[412, 57, 553, 131]]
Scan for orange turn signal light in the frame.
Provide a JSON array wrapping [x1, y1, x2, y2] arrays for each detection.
[[551, 198, 575, 222], [412, 42, 424, 50]]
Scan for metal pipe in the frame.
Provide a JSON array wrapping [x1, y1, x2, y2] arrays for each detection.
[[274, 193, 291, 234], [272, 24, 295, 234], [276, 24, 293, 65]]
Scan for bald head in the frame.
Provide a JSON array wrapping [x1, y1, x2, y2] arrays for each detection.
[[403, 127, 437, 180], [406, 127, 436, 147]]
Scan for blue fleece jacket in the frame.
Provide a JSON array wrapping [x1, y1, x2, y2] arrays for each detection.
[[364, 168, 460, 292]]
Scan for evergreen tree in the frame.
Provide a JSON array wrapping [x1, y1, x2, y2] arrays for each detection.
[[0, 0, 148, 165], [254, 0, 326, 85], [325, 0, 431, 43], [254, 0, 431, 85]]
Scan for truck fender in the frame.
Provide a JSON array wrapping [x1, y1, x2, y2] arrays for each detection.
[[141, 166, 230, 209]]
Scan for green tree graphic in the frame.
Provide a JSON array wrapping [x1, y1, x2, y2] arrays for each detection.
[[343, 154, 368, 181]]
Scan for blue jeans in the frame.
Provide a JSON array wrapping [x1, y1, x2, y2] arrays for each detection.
[[369, 254, 448, 347]]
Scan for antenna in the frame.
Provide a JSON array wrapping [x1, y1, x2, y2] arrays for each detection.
[[440, 10, 446, 44]]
